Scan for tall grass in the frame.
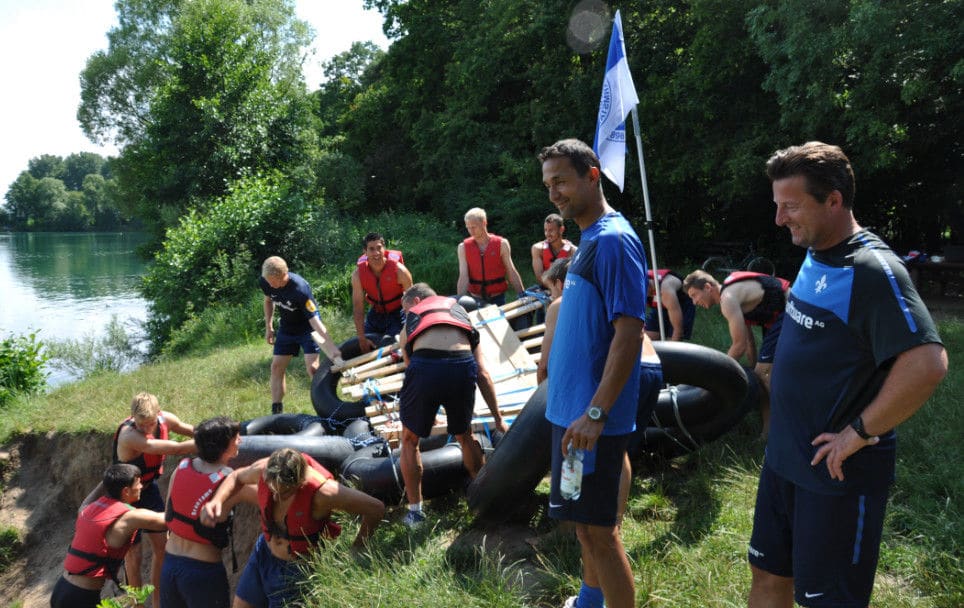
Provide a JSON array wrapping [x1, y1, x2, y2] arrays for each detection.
[[0, 312, 958, 607]]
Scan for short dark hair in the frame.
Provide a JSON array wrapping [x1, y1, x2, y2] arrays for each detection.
[[402, 282, 437, 307], [538, 138, 600, 177], [195, 416, 240, 463], [103, 463, 141, 499], [362, 232, 385, 249], [766, 141, 855, 209], [542, 257, 570, 285], [544, 213, 564, 228], [682, 269, 719, 292]]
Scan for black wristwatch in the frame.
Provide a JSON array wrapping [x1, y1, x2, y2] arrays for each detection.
[[586, 406, 608, 422], [850, 415, 875, 441]]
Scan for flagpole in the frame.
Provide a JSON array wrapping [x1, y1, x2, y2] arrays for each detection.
[[630, 106, 666, 341]]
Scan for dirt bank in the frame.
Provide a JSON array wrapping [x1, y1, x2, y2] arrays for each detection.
[[0, 432, 261, 608]]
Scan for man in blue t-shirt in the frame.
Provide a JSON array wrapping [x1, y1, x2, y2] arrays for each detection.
[[748, 142, 947, 608], [260, 256, 344, 414], [539, 139, 647, 608]]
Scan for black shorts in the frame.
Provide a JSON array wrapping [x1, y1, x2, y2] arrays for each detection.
[[272, 328, 320, 357], [399, 351, 477, 437], [749, 462, 888, 607], [548, 424, 629, 527], [758, 312, 784, 364], [50, 575, 102, 608], [131, 482, 164, 542]]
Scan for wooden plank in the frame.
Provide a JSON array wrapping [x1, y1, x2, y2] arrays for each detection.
[[329, 341, 401, 373], [515, 323, 546, 339]]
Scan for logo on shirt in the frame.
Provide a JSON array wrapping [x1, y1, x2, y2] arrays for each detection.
[[814, 274, 828, 294], [785, 299, 824, 330], [305, 300, 317, 313]]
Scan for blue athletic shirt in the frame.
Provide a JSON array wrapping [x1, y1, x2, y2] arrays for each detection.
[[767, 230, 941, 495], [258, 272, 320, 336], [546, 211, 647, 435]]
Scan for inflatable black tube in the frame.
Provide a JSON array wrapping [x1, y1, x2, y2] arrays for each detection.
[[468, 342, 753, 520], [342, 434, 493, 504], [310, 334, 397, 421], [230, 435, 357, 472], [466, 383, 550, 520], [241, 413, 327, 437]]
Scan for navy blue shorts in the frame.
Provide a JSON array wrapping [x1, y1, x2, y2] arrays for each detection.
[[235, 535, 303, 608], [272, 328, 320, 357], [645, 301, 696, 339], [50, 575, 101, 608], [160, 553, 229, 608], [749, 463, 888, 607], [757, 312, 784, 363], [548, 424, 629, 527], [131, 482, 164, 542], [399, 352, 477, 437], [365, 308, 404, 337], [628, 361, 663, 453]]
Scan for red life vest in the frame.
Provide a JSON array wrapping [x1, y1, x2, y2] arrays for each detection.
[[165, 458, 232, 548], [464, 235, 508, 298], [539, 240, 574, 271], [357, 249, 404, 265], [357, 257, 405, 313], [112, 416, 170, 484], [403, 295, 479, 356], [722, 271, 791, 327], [257, 453, 342, 558], [645, 269, 682, 308], [64, 496, 135, 581]]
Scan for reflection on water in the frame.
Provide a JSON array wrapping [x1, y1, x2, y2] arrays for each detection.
[[0, 232, 151, 387]]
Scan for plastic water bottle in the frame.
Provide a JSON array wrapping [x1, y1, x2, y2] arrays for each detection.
[[560, 444, 583, 500]]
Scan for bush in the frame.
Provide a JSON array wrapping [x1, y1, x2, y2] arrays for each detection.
[[0, 334, 48, 406], [0, 527, 22, 572], [45, 316, 144, 380], [143, 172, 325, 350]]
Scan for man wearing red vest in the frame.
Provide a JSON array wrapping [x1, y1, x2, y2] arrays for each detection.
[[110, 391, 195, 608], [456, 207, 526, 306], [644, 269, 696, 341], [51, 464, 167, 608], [162, 416, 254, 608], [351, 232, 414, 353], [397, 283, 507, 527], [202, 448, 384, 608], [530, 213, 577, 288], [683, 269, 791, 436]]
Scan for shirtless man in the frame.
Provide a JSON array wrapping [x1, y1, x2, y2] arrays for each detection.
[[397, 282, 507, 526], [202, 448, 384, 608], [530, 213, 576, 288], [683, 269, 790, 435], [456, 207, 526, 306], [351, 232, 413, 353], [111, 391, 195, 608], [162, 416, 256, 608], [52, 464, 167, 608]]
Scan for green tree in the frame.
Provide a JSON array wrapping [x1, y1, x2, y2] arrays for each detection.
[[63, 152, 106, 191], [79, 0, 317, 240], [26, 154, 65, 181]]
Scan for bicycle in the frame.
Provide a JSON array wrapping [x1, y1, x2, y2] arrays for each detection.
[[701, 242, 775, 278]]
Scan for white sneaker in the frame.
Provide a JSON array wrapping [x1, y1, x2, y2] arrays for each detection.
[[402, 510, 426, 528], [562, 596, 578, 608]]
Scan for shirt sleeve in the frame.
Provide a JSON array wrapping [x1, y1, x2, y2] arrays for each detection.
[[595, 228, 648, 324]]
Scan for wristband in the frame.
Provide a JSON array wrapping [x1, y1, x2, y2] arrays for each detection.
[[850, 415, 876, 441]]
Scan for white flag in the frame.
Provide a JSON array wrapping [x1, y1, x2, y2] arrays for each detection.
[[593, 10, 638, 191]]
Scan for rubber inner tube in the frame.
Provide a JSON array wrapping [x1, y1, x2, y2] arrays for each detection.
[[231, 434, 357, 472], [310, 333, 396, 422], [241, 413, 327, 436], [469, 342, 753, 519]]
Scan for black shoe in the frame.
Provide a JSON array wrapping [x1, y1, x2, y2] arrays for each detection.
[[271, 403, 283, 415]]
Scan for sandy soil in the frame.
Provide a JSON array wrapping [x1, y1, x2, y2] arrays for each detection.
[[0, 432, 261, 608]]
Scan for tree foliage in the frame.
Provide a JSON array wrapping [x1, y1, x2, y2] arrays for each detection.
[[2, 153, 128, 231], [79, 0, 317, 241]]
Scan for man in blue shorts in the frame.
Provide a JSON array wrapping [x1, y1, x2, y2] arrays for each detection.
[[748, 141, 947, 608], [683, 268, 790, 436], [396, 282, 507, 527], [539, 138, 647, 608], [260, 256, 344, 414]]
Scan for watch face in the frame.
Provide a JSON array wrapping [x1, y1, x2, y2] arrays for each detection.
[[588, 406, 603, 421]]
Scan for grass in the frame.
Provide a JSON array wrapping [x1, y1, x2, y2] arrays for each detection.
[[0, 310, 959, 607]]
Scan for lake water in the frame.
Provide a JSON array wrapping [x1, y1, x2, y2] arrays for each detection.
[[0, 232, 150, 387]]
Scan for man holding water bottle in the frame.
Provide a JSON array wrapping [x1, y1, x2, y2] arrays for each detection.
[[539, 139, 647, 608]]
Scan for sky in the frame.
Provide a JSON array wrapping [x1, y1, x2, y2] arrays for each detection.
[[0, 0, 390, 199]]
